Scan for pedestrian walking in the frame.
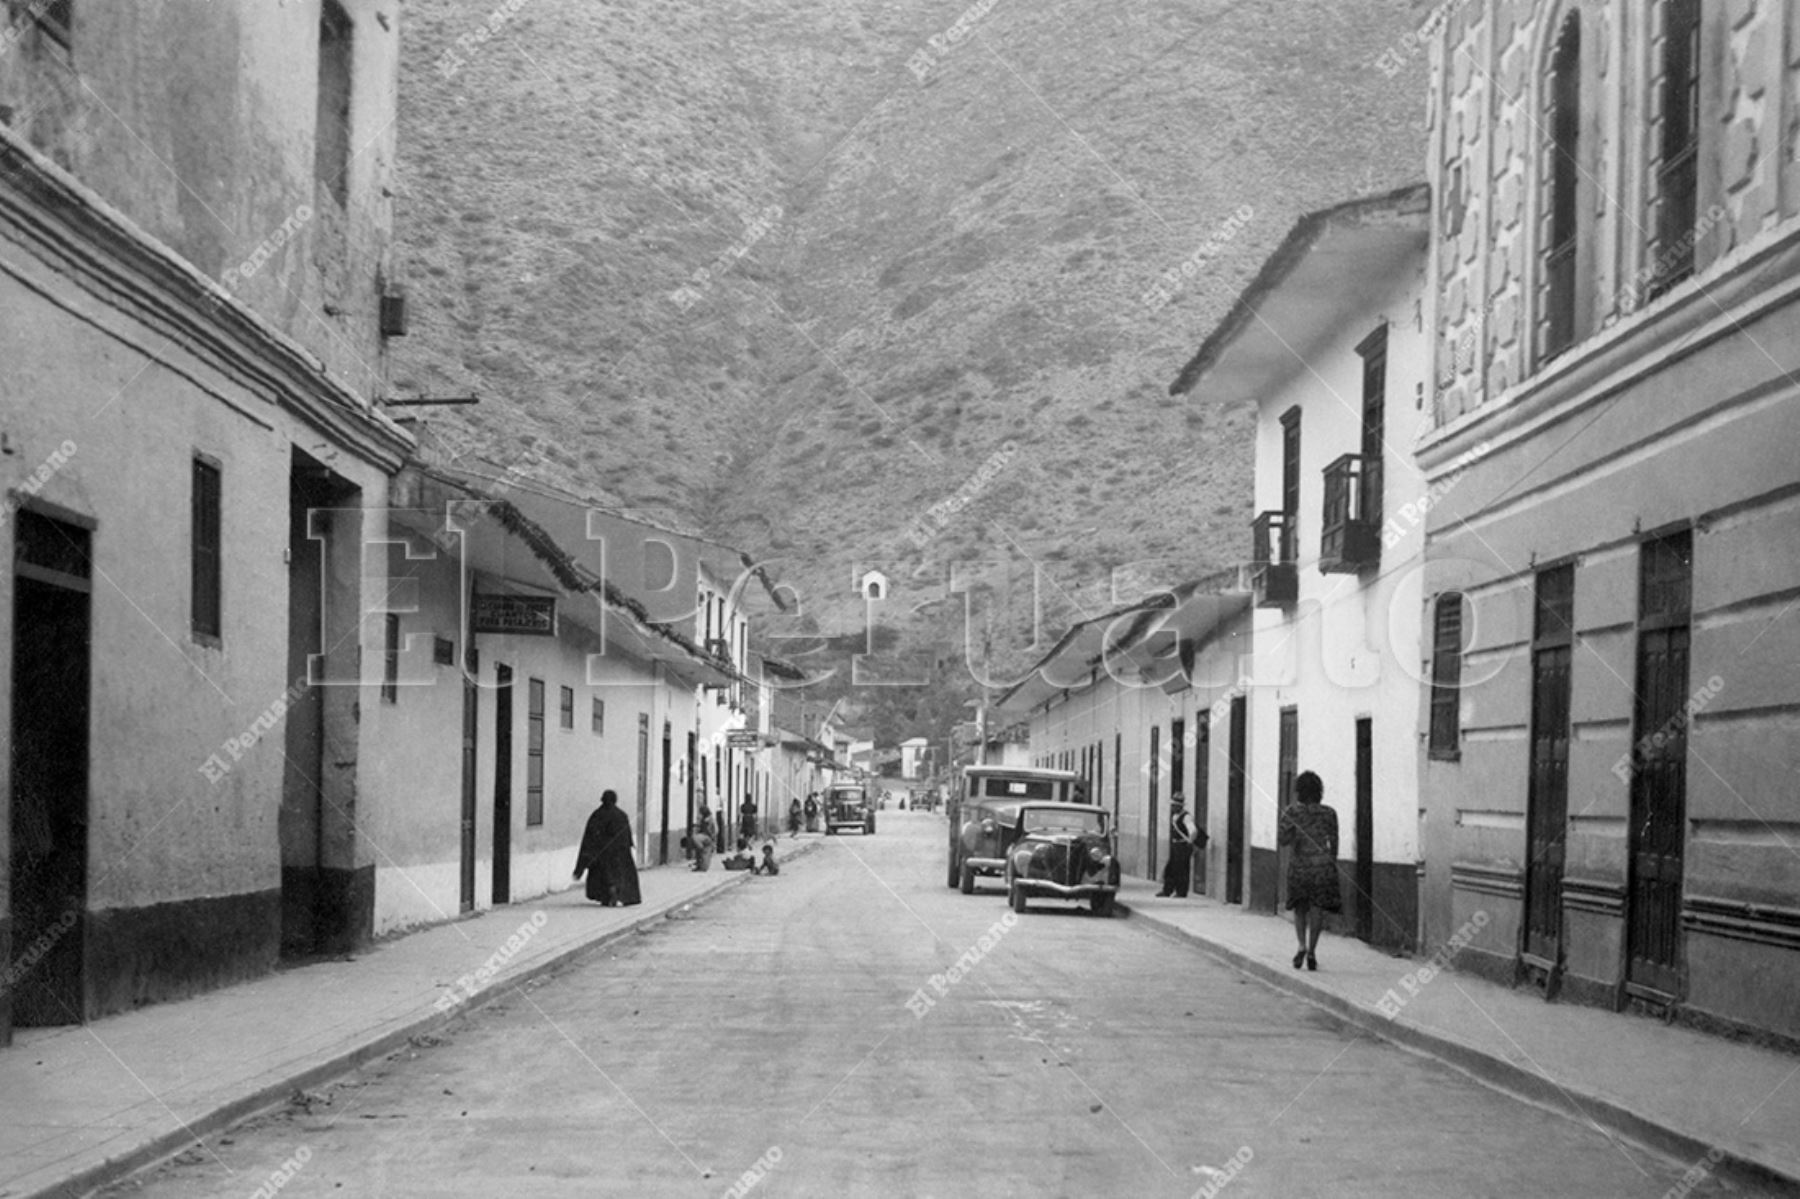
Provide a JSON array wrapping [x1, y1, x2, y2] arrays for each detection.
[[740, 797, 758, 842], [1277, 771, 1340, 970], [803, 793, 819, 833], [788, 798, 803, 838], [572, 790, 642, 906], [1156, 794, 1200, 898]]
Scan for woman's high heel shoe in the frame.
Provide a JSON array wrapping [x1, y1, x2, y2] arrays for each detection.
[[1306, 953, 1318, 971], [1292, 949, 1306, 969]]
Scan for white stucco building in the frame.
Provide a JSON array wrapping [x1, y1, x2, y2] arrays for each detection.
[[1166, 186, 1433, 950]]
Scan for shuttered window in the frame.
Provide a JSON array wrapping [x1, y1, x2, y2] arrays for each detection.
[[192, 457, 222, 641], [1429, 593, 1464, 759]]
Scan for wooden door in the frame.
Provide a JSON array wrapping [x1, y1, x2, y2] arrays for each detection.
[[1226, 697, 1247, 905], [636, 713, 650, 863], [1355, 717, 1374, 942], [1627, 534, 1692, 996], [493, 665, 513, 904], [9, 511, 92, 1027], [1524, 566, 1574, 966], [1276, 707, 1298, 910]]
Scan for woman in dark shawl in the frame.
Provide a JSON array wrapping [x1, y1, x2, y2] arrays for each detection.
[[573, 790, 641, 906]]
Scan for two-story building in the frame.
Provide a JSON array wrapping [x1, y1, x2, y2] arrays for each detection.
[[1, 1, 410, 1038], [1420, 0, 1800, 1042], [1167, 185, 1434, 952]]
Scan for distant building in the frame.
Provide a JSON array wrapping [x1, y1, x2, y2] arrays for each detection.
[[857, 569, 889, 601], [1421, 0, 1800, 1041], [996, 576, 1253, 885], [899, 736, 930, 779]]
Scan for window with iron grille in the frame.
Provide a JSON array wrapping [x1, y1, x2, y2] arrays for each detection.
[[560, 685, 575, 730], [527, 679, 545, 826], [1539, 13, 1583, 365], [1649, 0, 1701, 299], [191, 457, 222, 642], [381, 614, 399, 703], [1429, 593, 1464, 759]]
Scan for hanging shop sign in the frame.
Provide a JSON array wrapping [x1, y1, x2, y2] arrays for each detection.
[[471, 592, 557, 636]]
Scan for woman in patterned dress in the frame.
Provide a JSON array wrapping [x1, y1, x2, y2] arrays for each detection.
[[1277, 770, 1339, 971]]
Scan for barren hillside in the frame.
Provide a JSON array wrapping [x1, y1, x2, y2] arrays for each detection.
[[392, 0, 1433, 682]]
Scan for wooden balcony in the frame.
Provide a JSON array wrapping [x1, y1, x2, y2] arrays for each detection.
[[1319, 453, 1382, 575], [1250, 510, 1297, 608]]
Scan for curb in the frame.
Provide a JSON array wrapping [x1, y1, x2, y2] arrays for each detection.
[[33, 840, 825, 1199], [1116, 901, 1800, 1195]]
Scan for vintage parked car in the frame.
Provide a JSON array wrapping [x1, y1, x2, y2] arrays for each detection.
[[824, 784, 875, 835], [1004, 803, 1120, 917], [946, 766, 1081, 894]]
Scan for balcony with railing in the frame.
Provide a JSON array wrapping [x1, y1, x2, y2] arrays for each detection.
[[1319, 453, 1382, 574], [1250, 510, 1297, 608]]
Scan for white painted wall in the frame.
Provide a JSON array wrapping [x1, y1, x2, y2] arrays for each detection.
[[1247, 249, 1429, 912]]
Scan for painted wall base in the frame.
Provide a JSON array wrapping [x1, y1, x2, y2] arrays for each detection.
[[280, 865, 375, 957], [85, 889, 281, 1021]]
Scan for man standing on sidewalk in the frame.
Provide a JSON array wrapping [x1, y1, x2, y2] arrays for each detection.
[[1157, 795, 1196, 898]]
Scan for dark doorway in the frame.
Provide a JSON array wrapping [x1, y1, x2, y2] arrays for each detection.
[[9, 508, 92, 1027], [1146, 725, 1160, 881], [282, 455, 365, 959], [492, 663, 513, 904], [1524, 565, 1574, 968], [1226, 696, 1247, 905], [1169, 718, 1186, 807], [458, 640, 477, 914], [660, 721, 673, 865], [1627, 533, 1692, 998], [1112, 733, 1122, 834], [1193, 715, 1211, 896], [636, 713, 651, 863], [1276, 707, 1299, 910], [685, 730, 698, 835], [1355, 717, 1375, 943]]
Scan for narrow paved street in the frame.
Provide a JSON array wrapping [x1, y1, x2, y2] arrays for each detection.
[[108, 813, 1729, 1198]]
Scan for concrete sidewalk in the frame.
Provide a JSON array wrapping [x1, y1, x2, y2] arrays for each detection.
[[1115, 878, 1800, 1195], [0, 838, 822, 1199]]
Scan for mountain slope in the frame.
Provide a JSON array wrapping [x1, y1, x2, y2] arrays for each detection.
[[392, 0, 1434, 666]]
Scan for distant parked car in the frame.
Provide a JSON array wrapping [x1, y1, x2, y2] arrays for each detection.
[[947, 765, 1080, 894], [824, 785, 875, 835], [1004, 802, 1120, 917]]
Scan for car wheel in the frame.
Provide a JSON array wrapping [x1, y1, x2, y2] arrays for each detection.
[[1090, 893, 1115, 918], [1010, 883, 1028, 915], [959, 860, 976, 895], [826, 825, 836, 836]]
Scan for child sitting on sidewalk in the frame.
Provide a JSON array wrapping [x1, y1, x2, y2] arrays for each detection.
[[753, 843, 780, 876], [722, 838, 756, 871]]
